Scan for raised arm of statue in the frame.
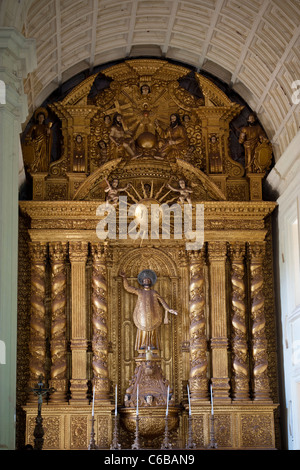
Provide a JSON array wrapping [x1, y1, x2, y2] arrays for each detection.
[[120, 272, 139, 295]]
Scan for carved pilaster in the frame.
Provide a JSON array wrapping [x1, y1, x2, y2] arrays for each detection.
[[188, 249, 208, 400], [49, 242, 68, 402], [27, 242, 48, 403], [69, 241, 89, 402], [91, 243, 110, 401], [248, 242, 271, 401], [229, 242, 250, 401], [207, 241, 230, 400]]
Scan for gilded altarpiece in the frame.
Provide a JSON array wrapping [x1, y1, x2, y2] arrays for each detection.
[[18, 59, 279, 450]]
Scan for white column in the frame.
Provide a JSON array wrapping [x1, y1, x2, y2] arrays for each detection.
[[0, 27, 36, 450]]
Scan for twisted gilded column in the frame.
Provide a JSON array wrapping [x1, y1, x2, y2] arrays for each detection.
[[188, 249, 208, 400], [27, 242, 48, 403], [248, 242, 271, 401], [229, 242, 250, 401], [208, 241, 230, 400], [69, 241, 89, 402], [91, 243, 110, 401], [49, 242, 68, 402]]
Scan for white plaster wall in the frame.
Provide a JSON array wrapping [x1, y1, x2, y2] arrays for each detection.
[[267, 130, 300, 449]]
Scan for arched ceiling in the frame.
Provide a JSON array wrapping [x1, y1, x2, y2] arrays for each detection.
[[1, 0, 299, 161]]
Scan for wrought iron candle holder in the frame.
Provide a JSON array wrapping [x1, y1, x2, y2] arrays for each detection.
[[131, 415, 141, 450], [208, 414, 218, 449], [110, 414, 121, 450], [88, 416, 99, 450], [161, 416, 172, 449], [186, 415, 196, 449]]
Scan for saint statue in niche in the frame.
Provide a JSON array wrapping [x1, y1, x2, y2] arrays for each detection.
[[25, 107, 52, 172], [238, 112, 271, 173], [73, 134, 85, 172], [208, 134, 223, 173], [120, 270, 178, 353]]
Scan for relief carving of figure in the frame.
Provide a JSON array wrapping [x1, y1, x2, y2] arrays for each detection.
[[155, 113, 189, 161], [105, 178, 130, 205], [167, 179, 193, 205], [120, 270, 178, 353], [209, 134, 223, 173], [25, 107, 52, 172], [109, 113, 140, 158], [73, 134, 85, 172]]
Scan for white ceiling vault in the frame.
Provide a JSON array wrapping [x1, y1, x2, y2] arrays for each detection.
[[1, 0, 300, 161]]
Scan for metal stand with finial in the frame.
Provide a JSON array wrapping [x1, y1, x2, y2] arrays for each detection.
[[208, 414, 218, 449], [207, 384, 217, 449], [110, 415, 121, 450], [161, 385, 172, 449], [161, 416, 172, 449], [186, 415, 196, 449], [88, 415, 99, 450], [132, 385, 140, 450], [31, 375, 55, 450], [88, 384, 99, 450], [186, 384, 196, 449], [131, 415, 141, 450]]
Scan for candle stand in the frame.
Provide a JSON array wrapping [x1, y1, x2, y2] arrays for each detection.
[[131, 415, 141, 450], [161, 416, 172, 449], [186, 415, 196, 449], [88, 415, 99, 450], [207, 414, 218, 449], [110, 414, 121, 450]]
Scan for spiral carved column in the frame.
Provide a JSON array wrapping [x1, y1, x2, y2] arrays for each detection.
[[69, 241, 89, 403], [229, 242, 250, 401], [27, 242, 48, 403], [248, 242, 271, 401], [188, 249, 208, 400], [208, 241, 230, 401], [91, 243, 110, 401], [49, 242, 68, 403]]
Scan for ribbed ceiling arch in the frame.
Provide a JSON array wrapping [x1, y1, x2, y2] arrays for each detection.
[[1, 0, 299, 161]]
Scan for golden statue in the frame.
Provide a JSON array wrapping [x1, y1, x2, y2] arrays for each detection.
[[120, 270, 178, 353], [155, 113, 189, 161], [25, 107, 52, 172], [208, 134, 223, 173], [238, 113, 270, 173], [167, 179, 193, 205], [73, 134, 85, 172], [109, 113, 140, 158], [104, 178, 130, 205]]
